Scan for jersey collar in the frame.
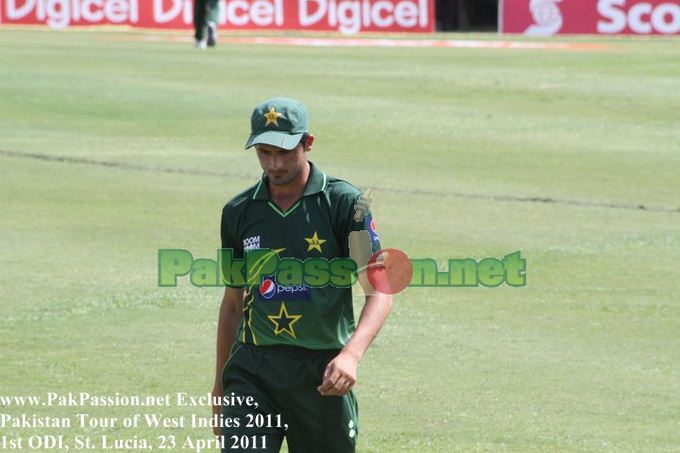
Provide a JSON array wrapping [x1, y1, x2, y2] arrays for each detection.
[[252, 161, 327, 201]]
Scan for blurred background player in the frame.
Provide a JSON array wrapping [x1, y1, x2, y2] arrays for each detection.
[[194, 0, 219, 49]]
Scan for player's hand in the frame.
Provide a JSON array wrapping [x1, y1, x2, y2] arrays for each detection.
[[353, 190, 372, 222], [211, 384, 222, 436], [318, 351, 358, 396]]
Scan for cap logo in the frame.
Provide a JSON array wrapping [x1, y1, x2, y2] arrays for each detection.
[[264, 107, 283, 127]]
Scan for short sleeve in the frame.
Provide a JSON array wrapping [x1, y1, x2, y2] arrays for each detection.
[[221, 207, 243, 259], [350, 204, 381, 255], [338, 191, 381, 257]]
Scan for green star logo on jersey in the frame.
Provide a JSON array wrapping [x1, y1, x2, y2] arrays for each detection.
[[267, 302, 302, 338], [304, 231, 327, 253], [264, 107, 283, 127]]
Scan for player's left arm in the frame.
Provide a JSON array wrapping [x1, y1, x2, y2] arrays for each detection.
[[318, 291, 393, 396], [319, 189, 392, 396]]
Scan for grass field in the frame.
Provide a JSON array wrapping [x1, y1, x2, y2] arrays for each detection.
[[1, 29, 679, 452]]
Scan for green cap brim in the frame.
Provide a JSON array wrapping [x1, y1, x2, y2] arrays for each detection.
[[245, 131, 304, 150]]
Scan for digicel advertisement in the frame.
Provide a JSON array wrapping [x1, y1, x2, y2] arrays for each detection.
[[501, 0, 680, 35], [0, 0, 435, 34]]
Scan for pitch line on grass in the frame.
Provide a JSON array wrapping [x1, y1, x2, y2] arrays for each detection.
[[3, 27, 610, 51], [111, 33, 609, 51], [0, 149, 246, 179], [1, 149, 677, 214], [214, 36, 609, 51]]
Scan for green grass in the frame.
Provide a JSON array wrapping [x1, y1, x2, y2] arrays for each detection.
[[1, 29, 679, 452]]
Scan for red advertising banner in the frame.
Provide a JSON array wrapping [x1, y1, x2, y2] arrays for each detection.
[[501, 0, 680, 35], [0, 0, 435, 34]]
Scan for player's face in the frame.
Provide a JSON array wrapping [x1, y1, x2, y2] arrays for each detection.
[[255, 142, 307, 186]]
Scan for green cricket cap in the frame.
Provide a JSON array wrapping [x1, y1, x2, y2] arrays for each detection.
[[245, 97, 309, 150]]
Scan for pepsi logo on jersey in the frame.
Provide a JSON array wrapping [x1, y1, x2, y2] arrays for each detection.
[[259, 275, 311, 301]]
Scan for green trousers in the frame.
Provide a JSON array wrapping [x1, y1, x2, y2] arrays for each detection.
[[221, 343, 359, 453], [193, 0, 219, 41]]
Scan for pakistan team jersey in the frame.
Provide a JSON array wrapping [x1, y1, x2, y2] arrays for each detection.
[[220, 162, 381, 350]]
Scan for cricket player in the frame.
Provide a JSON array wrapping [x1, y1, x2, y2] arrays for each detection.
[[212, 97, 393, 452], [194, 0, 219, 49]]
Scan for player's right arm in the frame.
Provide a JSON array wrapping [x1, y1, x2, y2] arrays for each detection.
[[211, 286, 244, 436]]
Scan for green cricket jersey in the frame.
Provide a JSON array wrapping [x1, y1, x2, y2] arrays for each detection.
[[220, 162, 381, 350]]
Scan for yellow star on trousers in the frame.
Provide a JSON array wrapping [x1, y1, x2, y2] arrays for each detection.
[[304, 231, 327, 253], [264, 107, 283, 127], [267, 303, 302, 338]]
